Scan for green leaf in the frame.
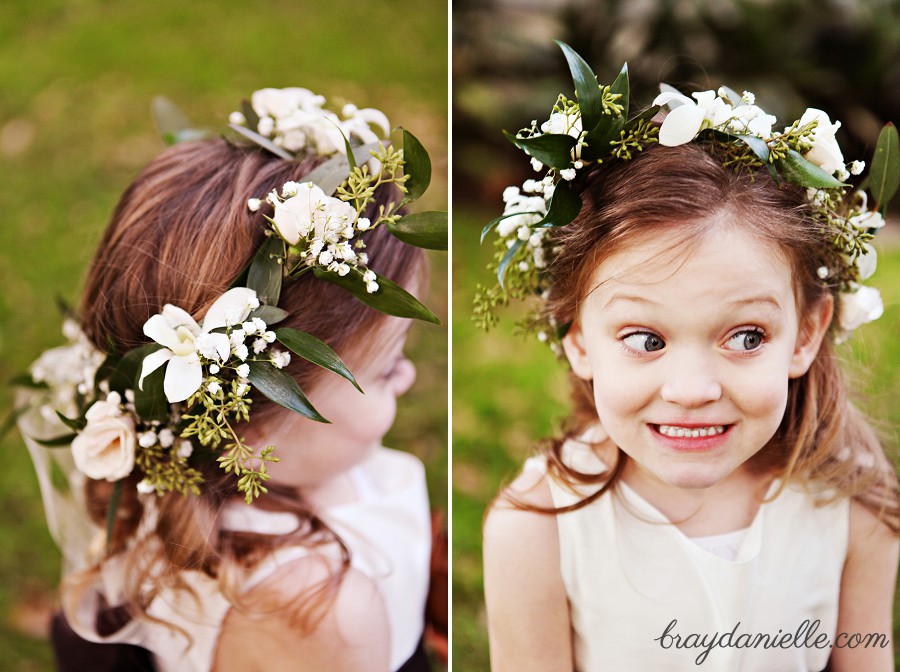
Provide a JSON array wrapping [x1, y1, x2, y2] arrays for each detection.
[[775, 150, 846, 189], [152, 96, 192, 139], [274, 328, 362, 392], [162, 129, 210, 145], [9, 373, 48, 389], [303, 142, 382, 195], [132, 364, 168, 424], [401, 128, 431, 203], [106, 344, 164, 395], [56, 411, 86, 432], [581, 117, 624, 163], [481, 211, 543, 244], [497, 239, 525, 290], [240, 99, 260, 131], [228, 123, 294, 160], [555, 40, 603, 137], [247, 361, 327, 422], [718, 86, 743, 107], [94, 353, 123, 395], [870, 122, 899, 213], [106, 479, 123, 548], [33, 433, 78, 447], [503, 131, 576, 170], [313, 268, 440, 324], [249, 305, 289, 325], [387, 211, 447, 250], [535, 180, 582, 228], [734, 133, 778, 182], [608, 62, 630, 125], [0, 407, 26, 440], [247, 236, 284, 307]]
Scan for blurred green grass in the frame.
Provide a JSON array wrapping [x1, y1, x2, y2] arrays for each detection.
[[452, 205, 900, 671], [0, 2, 446, 669]]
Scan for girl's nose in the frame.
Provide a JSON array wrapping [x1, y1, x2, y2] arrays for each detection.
[[392, 358, 417, 396], [659, 354, 722, 408]]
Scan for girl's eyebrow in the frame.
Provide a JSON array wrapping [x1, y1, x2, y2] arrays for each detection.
[[602, 293, 784, 310]]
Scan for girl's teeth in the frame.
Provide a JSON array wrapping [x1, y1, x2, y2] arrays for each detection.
[[657, 425, 725, 438]]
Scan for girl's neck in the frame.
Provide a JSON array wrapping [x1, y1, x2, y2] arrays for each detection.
[[619, 458, 775, 537], [294, 470, 362, 509]]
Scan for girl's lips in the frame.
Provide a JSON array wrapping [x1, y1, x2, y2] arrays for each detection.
[[649, 423, 734, 451]]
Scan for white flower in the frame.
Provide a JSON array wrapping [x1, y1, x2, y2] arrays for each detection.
[[366, 280, 379, 294], [253, 338, 267, 354], [849, 160, 865, 175], [560, 168, 577, 181], [233, 343, 249, 361], [281, 181, 301, 197], [157, 428, 175, 449], [138, 430, 158, 448], [336, 263, 351, 276], [540, 109, 583, 140], [855, 243, 878, 281], [136, 480, 155, 495], [271, 351, 291, 369], [318, 250, 334, 265], [177, 441, 193, 459], [356, 217, 371, 231], [272, 182, 357, 245], [817, 266, 829, 279], [229, 329, 246, 347], [257, 116, 275, 137], [247, 198, 261, 212], [71, 400, 136, 481], [235, 383, 249, 397], [848, 209, 885, 232], [502, 186, 520, 203], [236, 364, 250, 378], [654, 89, 731, 146], [229, 111, 246, 126], [207, 381, 222, 395], [262, 330, 276, 343], [139, 288, 260, 403], [839, 285, 883, 332], [518, 261, 529, 272], [531, 158, 543, 171], [517, 226, 531, 241], [358, 252, 368, 265], [797, 108, 845, 177], [209, 364, 220, 374], [252, 318, 267, 333]]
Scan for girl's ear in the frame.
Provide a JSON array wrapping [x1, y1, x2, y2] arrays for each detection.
[[789, 294, 834, 378], [562, 322, 594, 381]]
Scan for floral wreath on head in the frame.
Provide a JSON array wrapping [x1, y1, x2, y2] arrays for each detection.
[[14, 87, 447, 523], [474, 41, 899, 353]]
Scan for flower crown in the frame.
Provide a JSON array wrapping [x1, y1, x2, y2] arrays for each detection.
[[474, 41, 899, 351], [17, 87, 446, 515]]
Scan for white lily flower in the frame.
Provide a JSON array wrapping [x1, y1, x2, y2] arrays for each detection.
[[139, 287, 260, 403], [273, 182, 357, 245]]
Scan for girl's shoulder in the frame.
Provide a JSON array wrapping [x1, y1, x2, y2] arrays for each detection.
[[215, 555, 390, 672]]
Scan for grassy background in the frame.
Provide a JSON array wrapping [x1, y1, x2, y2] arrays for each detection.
[[0, 2, 447, 670], [452, 203, 900, 670]]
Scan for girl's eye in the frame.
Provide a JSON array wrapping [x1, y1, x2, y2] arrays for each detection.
[[622, 332, 666, 353], [724, 329, 765, 352]]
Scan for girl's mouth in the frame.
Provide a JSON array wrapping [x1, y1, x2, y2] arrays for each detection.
[[656, 424, 726, 438], [650, 423, 733, 451]]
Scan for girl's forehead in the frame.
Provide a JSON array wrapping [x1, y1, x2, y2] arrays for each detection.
[[583, 223, 795, 308]]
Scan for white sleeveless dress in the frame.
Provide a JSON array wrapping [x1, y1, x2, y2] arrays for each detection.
[[536, 439, 849, 672], [63, 447, 431, 672]]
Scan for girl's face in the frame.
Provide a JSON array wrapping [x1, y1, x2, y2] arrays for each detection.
[[563, 219, 831, 492], [249, 316, 417, 492]]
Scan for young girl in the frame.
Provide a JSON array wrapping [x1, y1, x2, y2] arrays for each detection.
[[480, 44, 899, 671], [17, 88, 446, 672]]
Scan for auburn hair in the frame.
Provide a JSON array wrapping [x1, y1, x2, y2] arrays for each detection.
[[72, 138, 427, 629], [511, 141, 899, 532]]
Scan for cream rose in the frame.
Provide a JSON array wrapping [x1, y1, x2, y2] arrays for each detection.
[[71, 397, 136, 481]]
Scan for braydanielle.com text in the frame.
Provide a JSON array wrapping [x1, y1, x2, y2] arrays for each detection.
[[654, 618, 890, 665]]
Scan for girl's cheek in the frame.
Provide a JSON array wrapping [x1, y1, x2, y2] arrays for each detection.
[[391, 359, 417, 396]]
